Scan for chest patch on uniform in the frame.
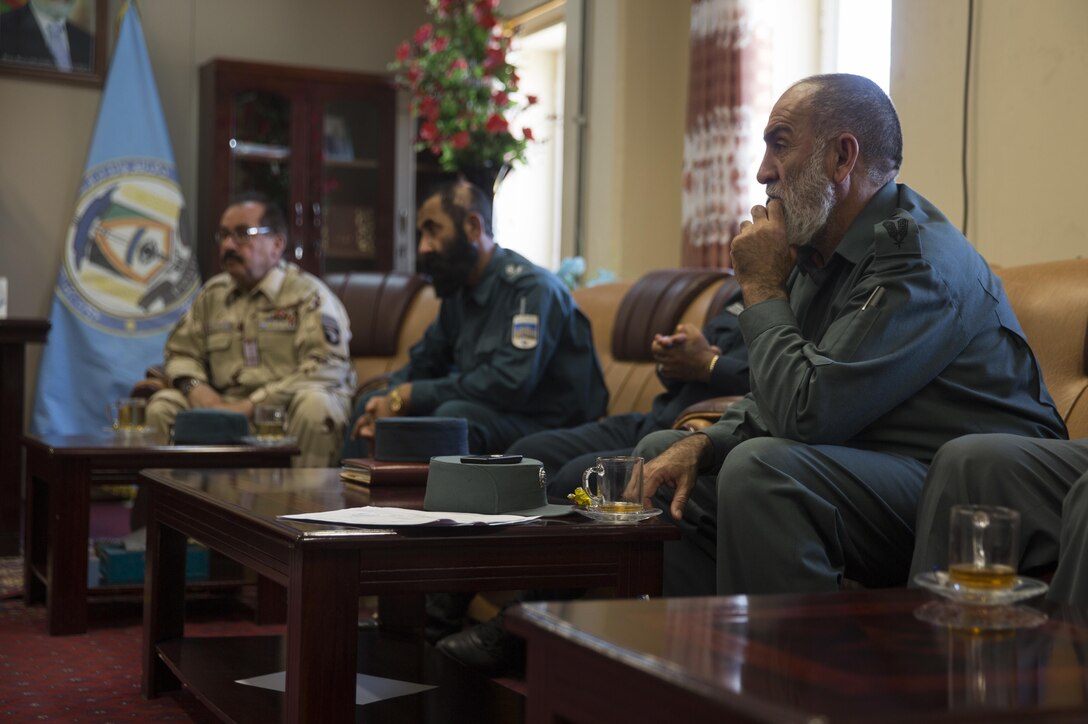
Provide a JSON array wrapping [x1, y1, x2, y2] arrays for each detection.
[[205, 320, 236, 335], [321, 314, 341, 345], [511, 313, 539, 350], [258, 309, 298, 332]]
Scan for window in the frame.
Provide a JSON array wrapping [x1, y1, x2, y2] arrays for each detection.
[[493, 21, 566, 270], [822, 0, 892, 93]]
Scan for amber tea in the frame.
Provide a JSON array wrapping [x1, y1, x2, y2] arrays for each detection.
[[598, 501, 643, 514], [253, 403, 286, 440], [948, 563, 1017, 590], [948, 505, 1019, 590], [113, 398, 146, 431], [255, 421, 285, 439]]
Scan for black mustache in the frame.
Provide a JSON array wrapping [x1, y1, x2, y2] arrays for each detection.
[[221, 251, 243, 264]]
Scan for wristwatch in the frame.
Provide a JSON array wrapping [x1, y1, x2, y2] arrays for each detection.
[[176, 377, 204, 397], [388, 387, 404, 414]]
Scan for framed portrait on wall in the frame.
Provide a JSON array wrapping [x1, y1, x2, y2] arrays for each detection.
[[0, 0, 107, 86]]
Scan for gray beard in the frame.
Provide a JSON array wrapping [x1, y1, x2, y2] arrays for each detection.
[[767, 151, 836, 247]]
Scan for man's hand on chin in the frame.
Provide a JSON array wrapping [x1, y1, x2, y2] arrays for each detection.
[[730, 198, 794, 306]]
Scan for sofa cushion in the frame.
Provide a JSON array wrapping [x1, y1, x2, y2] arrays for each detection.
[[325, 271, 440, 386], [573, 270, 733, 416], [995, 259, 1088, 438]]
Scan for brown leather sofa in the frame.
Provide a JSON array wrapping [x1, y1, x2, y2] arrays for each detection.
[[994, 259, 1088, 438]]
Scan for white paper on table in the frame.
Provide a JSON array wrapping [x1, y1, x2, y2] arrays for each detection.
[[278, 505, 539, 527], [235, 670, 435, 705]]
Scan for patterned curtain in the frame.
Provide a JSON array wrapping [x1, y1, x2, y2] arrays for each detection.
[[681, 0, 771, 269]]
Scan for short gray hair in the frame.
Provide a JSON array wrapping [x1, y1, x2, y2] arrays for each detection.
[[791, 73, 903, 185]]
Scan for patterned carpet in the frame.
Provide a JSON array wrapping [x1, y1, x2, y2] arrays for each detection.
[[0, 594, 280, 721]]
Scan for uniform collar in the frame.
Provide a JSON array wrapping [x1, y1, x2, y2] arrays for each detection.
[[828, 179, 899, 266], [467, 246, 504, 306], [226, 262, 286, 304]]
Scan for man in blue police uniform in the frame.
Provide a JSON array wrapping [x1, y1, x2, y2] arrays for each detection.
[[342, 180, 608, 457], [636, 73, 1067, 598]]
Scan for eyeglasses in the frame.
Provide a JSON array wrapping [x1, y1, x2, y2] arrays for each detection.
[[214, 225, 273, 245]]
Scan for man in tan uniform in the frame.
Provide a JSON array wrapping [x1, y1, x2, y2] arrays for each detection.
[[147, 192, 355, 467]]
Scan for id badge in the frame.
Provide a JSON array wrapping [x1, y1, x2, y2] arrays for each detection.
[[243, 339, 261, 367]]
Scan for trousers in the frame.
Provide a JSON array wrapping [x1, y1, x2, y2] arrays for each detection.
[[635, 430, 926, 596], [910, 433, 1088, 607]]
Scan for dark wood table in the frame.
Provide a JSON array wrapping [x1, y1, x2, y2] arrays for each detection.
[[140, 467, 679, 723], [0, 318, 50, 555], [507, 589, 1088, 723], [21, 432, 298, 635]]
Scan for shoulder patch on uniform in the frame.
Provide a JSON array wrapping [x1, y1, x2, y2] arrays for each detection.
[[503, 263, 530, 281], [321, 314, 341, 345], [874, 211, 921, 257], [511, 313, 539, 349]]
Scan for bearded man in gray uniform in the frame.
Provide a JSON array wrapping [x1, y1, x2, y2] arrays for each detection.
[[147, 192, 355, 468], [636, 74, 1067, 597]]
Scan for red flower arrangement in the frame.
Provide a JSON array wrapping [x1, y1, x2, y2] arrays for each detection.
[[391, 0, 536, 172]]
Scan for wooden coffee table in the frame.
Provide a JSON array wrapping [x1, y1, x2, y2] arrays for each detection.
[[21, 431, 298, 635], [139, 467, 679, 723], [0, 318, 50, 555], [507, 589, 1088, 723]]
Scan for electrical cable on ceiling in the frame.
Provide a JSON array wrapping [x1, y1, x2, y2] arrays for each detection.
[[961, 0, 974, 237]]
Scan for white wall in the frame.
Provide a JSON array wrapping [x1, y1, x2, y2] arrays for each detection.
[[581, 0, 691, 282], [892, 0, 1088, 265]]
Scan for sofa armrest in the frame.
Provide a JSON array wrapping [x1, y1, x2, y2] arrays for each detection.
[[130, 365, 168, 399], [672, 395, 744, 431], [353, 373, 394, 407]]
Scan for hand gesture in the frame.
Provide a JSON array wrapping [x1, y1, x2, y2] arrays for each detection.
[[730, 199, 795, 305], [640, 434, 711, 519], [651, 323, 721, 383]]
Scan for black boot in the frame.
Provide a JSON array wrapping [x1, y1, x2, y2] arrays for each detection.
[[424, 591, 474, 644], [436, 611, 525, 677]]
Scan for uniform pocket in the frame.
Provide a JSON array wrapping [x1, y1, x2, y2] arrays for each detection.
[[206, 332, 237, 387]]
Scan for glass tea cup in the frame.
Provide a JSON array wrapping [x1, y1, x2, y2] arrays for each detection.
[[581, 455, 644, 514], [253, 403, 286, 441], [948, 505, 1020, 590], [111, 397, 147, 431]]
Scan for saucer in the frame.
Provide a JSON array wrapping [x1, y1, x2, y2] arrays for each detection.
[[913, 570, 1049, 608], [103, 425, 154, 437], [574, 507, 663, 524], [914, 600, 1047, 630], [240, 435, 298, 448]]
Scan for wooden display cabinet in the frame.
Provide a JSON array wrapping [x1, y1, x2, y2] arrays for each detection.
[[198, 59, 396, 280]]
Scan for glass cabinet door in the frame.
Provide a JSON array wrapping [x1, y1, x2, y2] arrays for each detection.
[[317, 94, 393, 274], [200, 60, 396, 279]]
